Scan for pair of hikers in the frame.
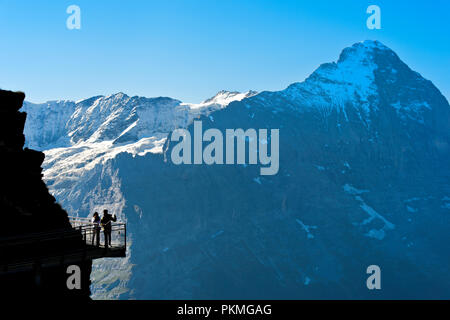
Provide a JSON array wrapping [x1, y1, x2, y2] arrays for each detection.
[[92, 210, 117, 248]]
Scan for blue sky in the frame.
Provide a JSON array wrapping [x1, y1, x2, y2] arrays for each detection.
[[0, 0, 448, 103]]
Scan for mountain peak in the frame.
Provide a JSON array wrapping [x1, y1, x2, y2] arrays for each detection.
[[294, 41, 383, 104], [337, 40, 398, 65], [186, 90, 257, 110], [105, 92, 129, 100], [280, 40, 426, 116], [356, 40, 390, 50], [205, 90, 258, 104]]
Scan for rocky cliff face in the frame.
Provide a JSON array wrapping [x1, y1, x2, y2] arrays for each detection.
[[0, 90, 92, 299], [115, 41, 450, 299]]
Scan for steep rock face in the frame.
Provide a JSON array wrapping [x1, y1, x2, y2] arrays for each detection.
[[0, 90, 92, 299], [22, 100, 76, 150], [113, 41, 450, 299]]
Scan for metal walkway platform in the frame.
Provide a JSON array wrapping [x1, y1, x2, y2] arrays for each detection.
[[0, 216, 126, 274]]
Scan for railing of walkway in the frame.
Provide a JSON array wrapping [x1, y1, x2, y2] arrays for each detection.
[[0, 217, 126, 273], [68, 216, 126, 249]]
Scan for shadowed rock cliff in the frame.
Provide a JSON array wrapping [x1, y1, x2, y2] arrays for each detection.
[[0, 89, 92, 300]]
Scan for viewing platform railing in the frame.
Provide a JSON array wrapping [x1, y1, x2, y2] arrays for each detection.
[[68, 216, 127, 249], [0, 216, 126, 274]]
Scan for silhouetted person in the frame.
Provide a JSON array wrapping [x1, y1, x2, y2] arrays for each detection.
[[92, 212, 100, 246], [101, 210, 116, 248]]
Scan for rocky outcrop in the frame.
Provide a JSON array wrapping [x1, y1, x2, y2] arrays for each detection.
[[0, 90, 92, 299]]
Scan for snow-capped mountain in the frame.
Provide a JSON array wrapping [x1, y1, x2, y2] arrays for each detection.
[[22, 41, 450, 299], [21, 89, 257, 299], [23, 90, 257, 149], [23, 90, 255, 216]]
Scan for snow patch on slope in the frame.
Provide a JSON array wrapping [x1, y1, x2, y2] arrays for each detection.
[[343, 184, 395, 240]]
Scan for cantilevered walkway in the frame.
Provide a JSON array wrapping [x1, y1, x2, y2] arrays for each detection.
[[0, 216, 126, 274]]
